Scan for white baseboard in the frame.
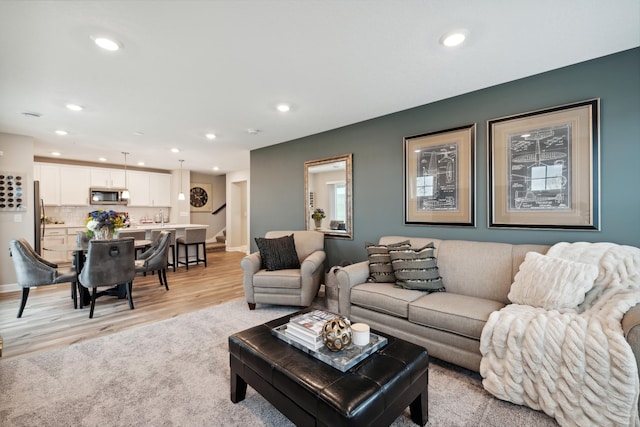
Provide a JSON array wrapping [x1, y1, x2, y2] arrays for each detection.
[[227, 245, 248, 254], [0, 283, 20, 293]]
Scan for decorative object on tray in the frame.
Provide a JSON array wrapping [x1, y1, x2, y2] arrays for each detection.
[[86, 209, 129, 240], [322, 317, 352, 351], [272, 321, 388, 372], [351, 323, 370, 346]]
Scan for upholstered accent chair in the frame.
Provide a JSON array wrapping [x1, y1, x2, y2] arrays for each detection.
[[240, 230, 326, 310], [135, 230, 171, 290], [9, 239, 78, 318], [78, 238, 136, 318]]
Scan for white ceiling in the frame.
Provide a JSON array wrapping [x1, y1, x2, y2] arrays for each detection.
[[1, 1, 638, 175]]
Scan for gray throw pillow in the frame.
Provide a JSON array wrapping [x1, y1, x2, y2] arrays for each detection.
[[255, 234, 300, 271], [389, 243, 445, 292], [365, 240, 411, 283]]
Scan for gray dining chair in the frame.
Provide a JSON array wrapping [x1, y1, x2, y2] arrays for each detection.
[[115, 229, 148, 258], [150, 228, 176, 272], [9, 239, 78, 318], [78, 238, 136, 318], [135, 230, 171, 290]]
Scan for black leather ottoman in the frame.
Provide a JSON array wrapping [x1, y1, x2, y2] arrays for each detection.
[[229, 311, 429, 426]]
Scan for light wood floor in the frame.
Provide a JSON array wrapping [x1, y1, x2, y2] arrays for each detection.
[[0, 250, 247, 361]]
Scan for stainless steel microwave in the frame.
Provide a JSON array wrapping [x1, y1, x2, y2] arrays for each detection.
[[89, 188, 128, 205]]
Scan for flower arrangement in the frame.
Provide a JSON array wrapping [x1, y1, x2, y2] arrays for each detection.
[[86, 210, 128, 238], [311, 208, 326, 221]]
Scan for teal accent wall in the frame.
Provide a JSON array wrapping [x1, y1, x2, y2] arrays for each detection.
[[251, 48, 640, 266]]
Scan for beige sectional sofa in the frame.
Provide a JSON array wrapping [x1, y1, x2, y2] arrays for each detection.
[[336, 236, 640, 375]]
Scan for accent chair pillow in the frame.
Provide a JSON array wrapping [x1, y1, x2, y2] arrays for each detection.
[[255, 234, 300, 271], [508, 251, 598, 310], [365, 240, 411, 283], [389, 242, 445, 292]]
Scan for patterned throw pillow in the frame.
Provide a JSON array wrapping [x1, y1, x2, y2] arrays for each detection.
[[255, 234, 300, 271], [389, 243, 445, 292], [365, 240, 411, 283]]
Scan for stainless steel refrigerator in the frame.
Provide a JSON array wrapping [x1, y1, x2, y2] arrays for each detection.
[[34, 180, 44, 254]]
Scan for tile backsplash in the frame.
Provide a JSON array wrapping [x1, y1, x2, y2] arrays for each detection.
[[43, 206, 172, 226]]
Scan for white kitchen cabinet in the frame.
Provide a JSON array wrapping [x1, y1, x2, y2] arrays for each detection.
[[126, 170, 150, 206], [41, 227, 68, 263], [34, 164, 61, 205], [90, 168, 126, 188], [60, 166, 90, 205], [149, 173, 171, 206]]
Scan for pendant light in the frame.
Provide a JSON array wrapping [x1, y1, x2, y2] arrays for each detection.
[[121, 151, 130, 200], [178, 159, 185, 200]]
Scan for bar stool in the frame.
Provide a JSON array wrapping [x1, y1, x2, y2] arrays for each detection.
[[150, 228, 176, 272], [176, 228, 207, 270], [115, 229, 148, 258]]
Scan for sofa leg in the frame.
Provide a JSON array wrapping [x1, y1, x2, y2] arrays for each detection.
[[247, 303, 256, 310]]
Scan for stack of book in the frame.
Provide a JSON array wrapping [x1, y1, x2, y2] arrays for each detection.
[[285, 310, 337, 350]]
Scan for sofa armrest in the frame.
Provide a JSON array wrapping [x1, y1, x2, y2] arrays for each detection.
[[301, 250, 326, 277], [240, 252, 262, 304], [336, 260, 370, 317]]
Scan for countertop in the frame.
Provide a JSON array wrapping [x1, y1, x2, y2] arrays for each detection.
[[43, 223, 208, 229]]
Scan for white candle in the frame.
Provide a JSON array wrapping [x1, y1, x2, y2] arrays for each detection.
[[352, 323, 370, 346]]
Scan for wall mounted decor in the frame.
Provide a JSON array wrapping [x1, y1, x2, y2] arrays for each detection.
[[190, 183, 212, 212], [488, 99, 600, 230], [404, 124, 475, 226], [0, 172, 26, 212]]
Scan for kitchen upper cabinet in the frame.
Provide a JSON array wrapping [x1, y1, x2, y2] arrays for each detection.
[[126, 170, 150, 206], [34, 164, 61, 205], [60, 166, 90, 205], [90, 168, 126, 188], [149, 173, 171, 207]]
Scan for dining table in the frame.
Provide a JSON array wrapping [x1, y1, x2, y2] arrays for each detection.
[[43, 239, 153, 307]]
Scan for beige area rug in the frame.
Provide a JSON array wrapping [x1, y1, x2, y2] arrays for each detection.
[[0, 298, 557, 426]]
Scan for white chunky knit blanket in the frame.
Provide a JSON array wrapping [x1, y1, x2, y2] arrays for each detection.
[[480, 242, 640, 427]]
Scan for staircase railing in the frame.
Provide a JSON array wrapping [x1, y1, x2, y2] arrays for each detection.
[[212, 203, 226, 215]]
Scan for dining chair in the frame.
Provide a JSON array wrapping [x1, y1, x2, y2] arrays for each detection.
[[176, 227, 207, 270], [135, 230, 171, 290], [115, 229, 148, 258], [78, 238, 136, 318], [9, 239, 78, 318], [150, 228, 176, 272]]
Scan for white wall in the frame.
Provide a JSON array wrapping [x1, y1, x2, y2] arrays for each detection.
[[0, 132, 35, 287], [190, 172, 226, 241]]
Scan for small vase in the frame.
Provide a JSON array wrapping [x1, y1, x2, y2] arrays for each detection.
[[93, 227, 114, 240], [314, 219, 323, 230]]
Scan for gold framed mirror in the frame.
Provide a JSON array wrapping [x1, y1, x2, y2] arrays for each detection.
[[304, 153, 353, 239]]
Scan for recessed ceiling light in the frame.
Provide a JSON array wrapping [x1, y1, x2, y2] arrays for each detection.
[[212, 166, 219, 171], [92, 36, 122, 51], [133, 131, 144, 136], [276, 104, 291, 113], [247, 128, 261, 135], [440, 30, 469, 47], [51, 151, 61, 156], [65, 103, 83, 111], [55, 130, 68, 136], [171, 148, 180, 153], [205, 133, 216, 140], [137, 161, 145, 166], [98, 157, 107, 162]]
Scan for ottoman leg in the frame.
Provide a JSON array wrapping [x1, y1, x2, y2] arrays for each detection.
[[230, 356, 247, 403], [409, 387, 428, 426]]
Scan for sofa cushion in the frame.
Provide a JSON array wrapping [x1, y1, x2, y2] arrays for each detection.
[[508, 251, 598, 310], [409, 293, 505, 340], [255, 234, 300, 271], [389, 243, 445, 292], [350, 282, 426, 318], [365, 240, 411, 283]]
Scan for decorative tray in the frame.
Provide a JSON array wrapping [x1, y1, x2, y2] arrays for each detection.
[[271, 323, 387, 372]]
